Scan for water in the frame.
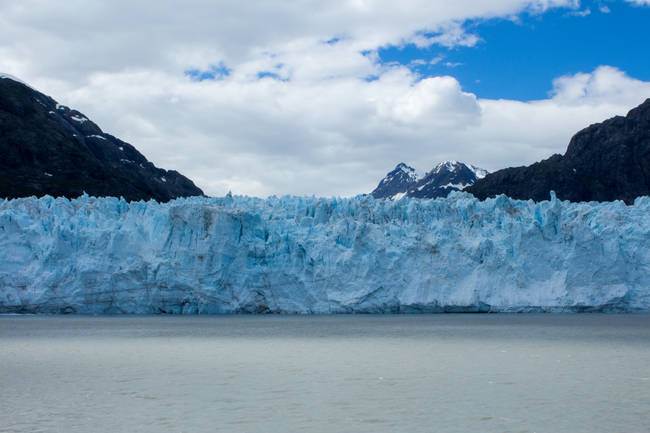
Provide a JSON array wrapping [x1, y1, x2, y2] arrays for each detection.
[[1, 315, 649, 433]]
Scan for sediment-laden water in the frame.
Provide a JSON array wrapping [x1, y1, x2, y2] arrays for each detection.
[[1, 314, 649, 433]]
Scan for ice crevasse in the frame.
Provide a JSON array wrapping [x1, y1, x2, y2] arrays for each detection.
[[0, 191, 648, 313]]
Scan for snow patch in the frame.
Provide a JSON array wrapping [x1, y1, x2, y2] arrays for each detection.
[[469, 164, 488, 179], [429, 160, 458, 175], [440, 182, 469, 189], [87, 135, 106, 140], [396, 163, 418, 181], [70, 115, 88, 123]]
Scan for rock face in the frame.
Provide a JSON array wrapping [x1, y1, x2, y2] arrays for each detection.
[[1, 192, 648, 314], [466, 99, 650, 204], [371, 161, 487, 200], [370, 163, 418, 199], [0, 74, 204, 202]]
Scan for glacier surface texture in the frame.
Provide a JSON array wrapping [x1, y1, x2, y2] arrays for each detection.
[[0, 192, 648, 313]]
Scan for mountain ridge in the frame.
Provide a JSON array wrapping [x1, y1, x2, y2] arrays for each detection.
[[466, 98, 650, 204], [0, 75, 204, 202]]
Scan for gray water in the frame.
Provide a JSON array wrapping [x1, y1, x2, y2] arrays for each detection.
[[1, 315, 649, 433]]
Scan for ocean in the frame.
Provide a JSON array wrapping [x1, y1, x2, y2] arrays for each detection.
[[1, 314, 648, 433]]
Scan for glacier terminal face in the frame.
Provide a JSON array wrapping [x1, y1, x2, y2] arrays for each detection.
[[0, 192, 648, 313]]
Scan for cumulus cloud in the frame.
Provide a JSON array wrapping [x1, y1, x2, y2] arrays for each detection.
[[550, 66, 650, 105], [0, 0, 576, 83], [468, 67, 650, 174], [0, 1, 648, 197], [43, 65, 650, 198]]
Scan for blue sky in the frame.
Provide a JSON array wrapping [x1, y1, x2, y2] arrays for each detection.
[[379, 0, 650, 100]]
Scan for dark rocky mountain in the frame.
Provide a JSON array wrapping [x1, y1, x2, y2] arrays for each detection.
[[371, 160, 487, 199], [370, 162, 418, 199], [0, 74, 204, 202], [466, 99, 650, 204]]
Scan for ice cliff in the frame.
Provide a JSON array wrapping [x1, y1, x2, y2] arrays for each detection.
[[0, 192, 649, 313]]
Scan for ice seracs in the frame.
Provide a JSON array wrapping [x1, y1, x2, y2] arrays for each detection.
[[0, 192, 648, 314]]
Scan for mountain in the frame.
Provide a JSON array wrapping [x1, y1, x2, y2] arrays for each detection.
[[466, 99, 650, 204], [0, 74, 204, 202], [408, 160, 488, 199], [370, 162, 418, 199], [371, 160, 487, 199]]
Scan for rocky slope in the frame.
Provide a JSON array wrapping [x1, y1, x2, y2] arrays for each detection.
[[370, 163, 418, 199], [466, 99, 650, 204], [0, 74, 203, 202], [372, 161, 487, 199]]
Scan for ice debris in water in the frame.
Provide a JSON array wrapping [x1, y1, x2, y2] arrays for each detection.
[[0, 191, 648, 314]]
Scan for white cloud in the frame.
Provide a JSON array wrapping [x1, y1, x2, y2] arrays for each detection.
[[0, 0, 577, 83], [466, 67, 650, 174], [599, 6, 611, 13], [550, 66, 650, 105], [0, 1, 647, 197], [566, 8, 591, 16], [625, 0, 650, 5], [44, 65, 649, 198], [410, 22, 481, 48]]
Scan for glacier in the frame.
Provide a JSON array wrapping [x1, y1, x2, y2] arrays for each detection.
[[0, 192, 649, 314]]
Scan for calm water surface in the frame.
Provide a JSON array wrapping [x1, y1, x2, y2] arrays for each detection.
[[1, 314, 649, 433]]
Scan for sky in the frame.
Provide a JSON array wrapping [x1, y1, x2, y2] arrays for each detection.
[[1, 0, 649, 197]]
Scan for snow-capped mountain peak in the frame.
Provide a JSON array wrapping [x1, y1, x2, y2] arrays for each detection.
[[394, 162, 418, 180], [430, 160, 459, 175], [371, 163, 419, 199], [371, 160, 488, 199]]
